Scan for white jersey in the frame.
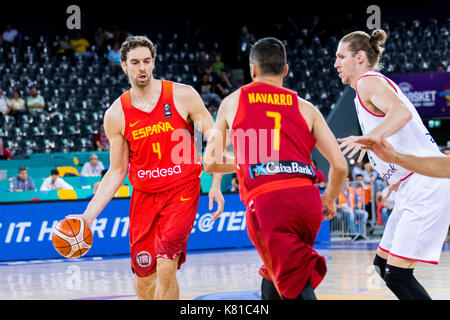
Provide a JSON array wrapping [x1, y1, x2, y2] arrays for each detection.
[[354, 71, 442, 185]]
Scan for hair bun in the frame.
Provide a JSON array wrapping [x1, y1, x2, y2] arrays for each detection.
[[370, 29, 387, 45]]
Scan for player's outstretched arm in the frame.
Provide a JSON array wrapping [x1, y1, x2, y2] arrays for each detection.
[[306, 100, 348, 220], [79, 100, 129, 227], [338, 76, 412, 162], [356, 136, 450, 178]]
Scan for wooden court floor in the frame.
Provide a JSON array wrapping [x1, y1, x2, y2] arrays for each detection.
[[1, 241, 450, 300]]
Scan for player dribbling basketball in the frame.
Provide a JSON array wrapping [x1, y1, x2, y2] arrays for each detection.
[[71, 36, 224, 300]]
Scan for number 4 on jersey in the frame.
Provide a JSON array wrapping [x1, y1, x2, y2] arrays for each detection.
[[152, 142, 162, 159]]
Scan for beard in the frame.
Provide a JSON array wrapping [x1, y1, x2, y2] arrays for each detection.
[[131, 73, 151, 88]]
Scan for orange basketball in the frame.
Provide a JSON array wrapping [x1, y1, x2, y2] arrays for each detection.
[[52, 217, 93, 258]]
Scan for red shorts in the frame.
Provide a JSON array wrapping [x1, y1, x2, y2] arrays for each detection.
[[246, 185, 327, 299], [129, 178, 200, 277]]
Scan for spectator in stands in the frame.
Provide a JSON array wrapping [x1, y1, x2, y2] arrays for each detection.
[[0, 138, 13, 160], [312, 160, 326, 187], [71, 32, 92, 59], [236, 25, 255, 83], [229, 173, 239, 193], [437, 63, 446, 72], [26, 86, 46, 115], [0, 88, 10, 116], [94, 27, 106, 53], [2, 23, 19, 48], [341, 13, 359, 36], [215, 70, 235, 98], [197, 51, 211, 75], [55, 34, 74, 63], [196, 73, 214, 96], [40, 169, 74, 191], [354, 173, 376, 221], [94, 124, 110, 151], [351, 160, 364, 181], [212, 53, 225, 75], [380, 185, 395, 225], [10, 168, 36, 192], [337, 177, 369, 234], [9, 89, 27, 120], [443, 147, 450, 156], [361, 161, 377, 185], [108, 41, 121, 68], [363, 161, 385, 198], [81, 153, 105, 176], [85, 169, 106, 199], [307, 16, 328, 39]]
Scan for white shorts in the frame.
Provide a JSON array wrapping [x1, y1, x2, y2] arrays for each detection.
[[378, 173, 450, 264]]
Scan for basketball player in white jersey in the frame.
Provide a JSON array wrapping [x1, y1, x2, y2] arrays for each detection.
[[334, 29, 450, 300]]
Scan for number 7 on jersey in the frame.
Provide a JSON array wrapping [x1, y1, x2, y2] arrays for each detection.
[[266, 111, 281, 151]]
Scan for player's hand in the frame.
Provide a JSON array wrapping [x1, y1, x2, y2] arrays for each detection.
[[337, 135, 366, 163], [65, 214, 93, 229], [321, 192, 337, 221], [355, 136, 398, 164], [385, 180, 401, 199], [209, 186, 225, 221]]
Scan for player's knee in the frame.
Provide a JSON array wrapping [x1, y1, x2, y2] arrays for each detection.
[[156, 258, 178, 285], [383, 264, 411, 290], [373, 254, 387, 279], [134, 274, 156, 299]]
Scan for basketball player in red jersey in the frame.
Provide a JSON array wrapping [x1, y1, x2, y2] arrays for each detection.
[[71, 36, 224, 300], [204, 38, 348, 299]]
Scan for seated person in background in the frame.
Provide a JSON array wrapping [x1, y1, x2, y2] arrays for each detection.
[[337, 177, 369, 234], [354, 173, 373, 218], [0, 138, 13, 160], [229, 173, 239, 193], [80, 153, 105, 176], [312, 160, 326, 187], [71, 32, 92, 59], [2, 23, 19, 47], [9, 89, 27, 118], [0, 88, 10, 116], [26, 86, 46, 115], [10, 168, 36, 192], [94, 124, 110, 151], [380, 185, 396, 225], [107, 41, 121, 67], [55, 34, 75, 63], [40, 169, 74, 191]]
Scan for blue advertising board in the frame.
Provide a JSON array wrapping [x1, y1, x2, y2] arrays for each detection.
[[0, 193, 330, 261]]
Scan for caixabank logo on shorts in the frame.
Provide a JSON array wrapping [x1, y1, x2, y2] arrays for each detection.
[[248, 161, 315, 179]]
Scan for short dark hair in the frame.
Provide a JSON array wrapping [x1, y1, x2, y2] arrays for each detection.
[[249, 37, 286, 76], [51, 169, 59, 176], [18, 167, 27, 173], [120, 35, 157, 62]]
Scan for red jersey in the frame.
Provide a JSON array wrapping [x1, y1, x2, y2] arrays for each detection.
[[231, 82, 317, 204], [121, 80, 202, 193]]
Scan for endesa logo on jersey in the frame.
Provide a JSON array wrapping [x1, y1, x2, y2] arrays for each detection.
[[249, 160, 315, 179], [137, 165, 182, 179]]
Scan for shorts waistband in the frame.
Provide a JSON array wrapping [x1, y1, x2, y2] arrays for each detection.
[[243, 177, 313, 207]]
